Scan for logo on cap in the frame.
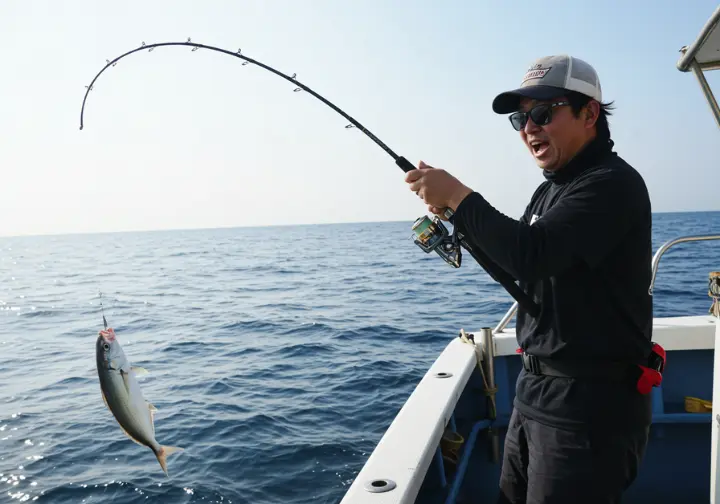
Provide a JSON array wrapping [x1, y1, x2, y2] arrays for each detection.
[[522, 64, 551, 83]]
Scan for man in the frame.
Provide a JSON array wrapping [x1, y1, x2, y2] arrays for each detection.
[[406, 55, 654, 503]]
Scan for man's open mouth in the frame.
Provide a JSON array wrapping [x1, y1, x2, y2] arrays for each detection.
[[530, 141, 550, 155]]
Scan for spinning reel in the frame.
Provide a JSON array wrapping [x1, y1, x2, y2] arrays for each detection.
[[411, 215, 462, 268]]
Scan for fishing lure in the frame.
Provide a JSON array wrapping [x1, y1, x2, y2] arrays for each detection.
[[78, 38, 539, 316]]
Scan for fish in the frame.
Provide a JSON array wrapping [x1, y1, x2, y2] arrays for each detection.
[[96, 326, 183, 476]]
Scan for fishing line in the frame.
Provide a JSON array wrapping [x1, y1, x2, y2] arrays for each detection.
[[78, 38, 539, 317], [99, 291, 108, 329]]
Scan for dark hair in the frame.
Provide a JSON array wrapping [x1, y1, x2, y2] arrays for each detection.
[[565, 90, 615, 141]]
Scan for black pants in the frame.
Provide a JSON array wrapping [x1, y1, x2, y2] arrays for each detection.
[[497, 408, 649, 504]]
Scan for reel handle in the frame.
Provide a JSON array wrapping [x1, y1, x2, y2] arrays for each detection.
[[396, 156, 454, 221]]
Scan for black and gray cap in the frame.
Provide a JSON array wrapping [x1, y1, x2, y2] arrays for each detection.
[[492, 55, 602, 114]]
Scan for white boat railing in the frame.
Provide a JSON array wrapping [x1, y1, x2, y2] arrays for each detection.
[[677, 4, 720, 129], [649, 234, 720, 295]]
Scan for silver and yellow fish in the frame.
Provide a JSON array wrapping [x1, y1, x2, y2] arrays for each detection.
[[96, 327, 183, 476]]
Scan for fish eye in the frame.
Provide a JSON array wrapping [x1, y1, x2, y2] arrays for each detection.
[[103, 343, 110, 351]]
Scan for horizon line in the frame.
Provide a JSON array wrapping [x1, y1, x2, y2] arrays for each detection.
[[0, 209, 718, 240]]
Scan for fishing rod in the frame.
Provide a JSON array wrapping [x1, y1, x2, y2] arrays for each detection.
[[79, 38, 540, 317]]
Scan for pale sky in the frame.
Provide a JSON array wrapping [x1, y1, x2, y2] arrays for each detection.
[[2, 0, 719, 237]]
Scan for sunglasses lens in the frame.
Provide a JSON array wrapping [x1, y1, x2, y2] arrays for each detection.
[[509, 113, 526, 131], [509, 103, 561, 130], [529, 105, 552, 126]]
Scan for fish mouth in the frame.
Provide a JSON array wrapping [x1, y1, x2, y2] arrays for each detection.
[[99, 328, 117, 343]]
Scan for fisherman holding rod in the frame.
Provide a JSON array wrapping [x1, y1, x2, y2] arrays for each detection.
[[406, 55, 657, 504]]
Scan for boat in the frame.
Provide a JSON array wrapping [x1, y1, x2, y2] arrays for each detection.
[[338, 5, 720, 504]]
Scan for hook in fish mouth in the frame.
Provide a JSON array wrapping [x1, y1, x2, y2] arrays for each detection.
[[99, 328, 116, 342]]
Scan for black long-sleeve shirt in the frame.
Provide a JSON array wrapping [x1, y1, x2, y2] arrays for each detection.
[[453, 136, 654, 430]]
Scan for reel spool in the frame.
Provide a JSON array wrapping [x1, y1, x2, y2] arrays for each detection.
[[411, 215, 461, 268]]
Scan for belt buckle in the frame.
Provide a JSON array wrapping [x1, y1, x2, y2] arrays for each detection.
[[522, 352, 541, 374]]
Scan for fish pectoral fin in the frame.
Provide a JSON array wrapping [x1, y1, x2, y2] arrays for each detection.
[[148, 401, 158, 427], [147, 402, 159, 437], [120, 369, 132, 395], [132, 366, 149, 376]]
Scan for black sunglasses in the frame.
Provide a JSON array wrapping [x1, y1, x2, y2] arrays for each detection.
[[508, 101, 570, 131]]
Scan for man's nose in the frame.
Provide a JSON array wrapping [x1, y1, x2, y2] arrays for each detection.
[[524, 116, 541, 134]]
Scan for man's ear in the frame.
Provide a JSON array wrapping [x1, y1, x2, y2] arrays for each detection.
[[584, 100, 600, 129]]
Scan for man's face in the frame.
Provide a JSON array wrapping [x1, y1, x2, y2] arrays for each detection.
[[514, 97, 596, 172]]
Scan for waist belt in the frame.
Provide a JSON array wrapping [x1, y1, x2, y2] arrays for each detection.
[[520, 352, 632, 380], [519, 344, 666, 394]]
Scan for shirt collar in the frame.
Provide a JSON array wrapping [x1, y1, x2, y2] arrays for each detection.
[[542, 137, 615, 184]]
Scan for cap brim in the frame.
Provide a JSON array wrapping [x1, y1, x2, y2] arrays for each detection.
[[492, 85, 568, 114]]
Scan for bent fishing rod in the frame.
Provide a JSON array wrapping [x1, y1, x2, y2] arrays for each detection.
[[79, 38, 540, 317]]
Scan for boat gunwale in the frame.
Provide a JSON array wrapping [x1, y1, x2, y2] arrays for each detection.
[[340, 315, 717, 503], [339, 335, 481, 504]]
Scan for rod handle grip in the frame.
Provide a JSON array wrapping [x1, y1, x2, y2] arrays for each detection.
[[397, 156, 454, 221], [395, 156, 415, 173]]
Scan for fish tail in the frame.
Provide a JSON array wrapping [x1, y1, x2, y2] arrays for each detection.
[[155, 444, 184, 477]]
